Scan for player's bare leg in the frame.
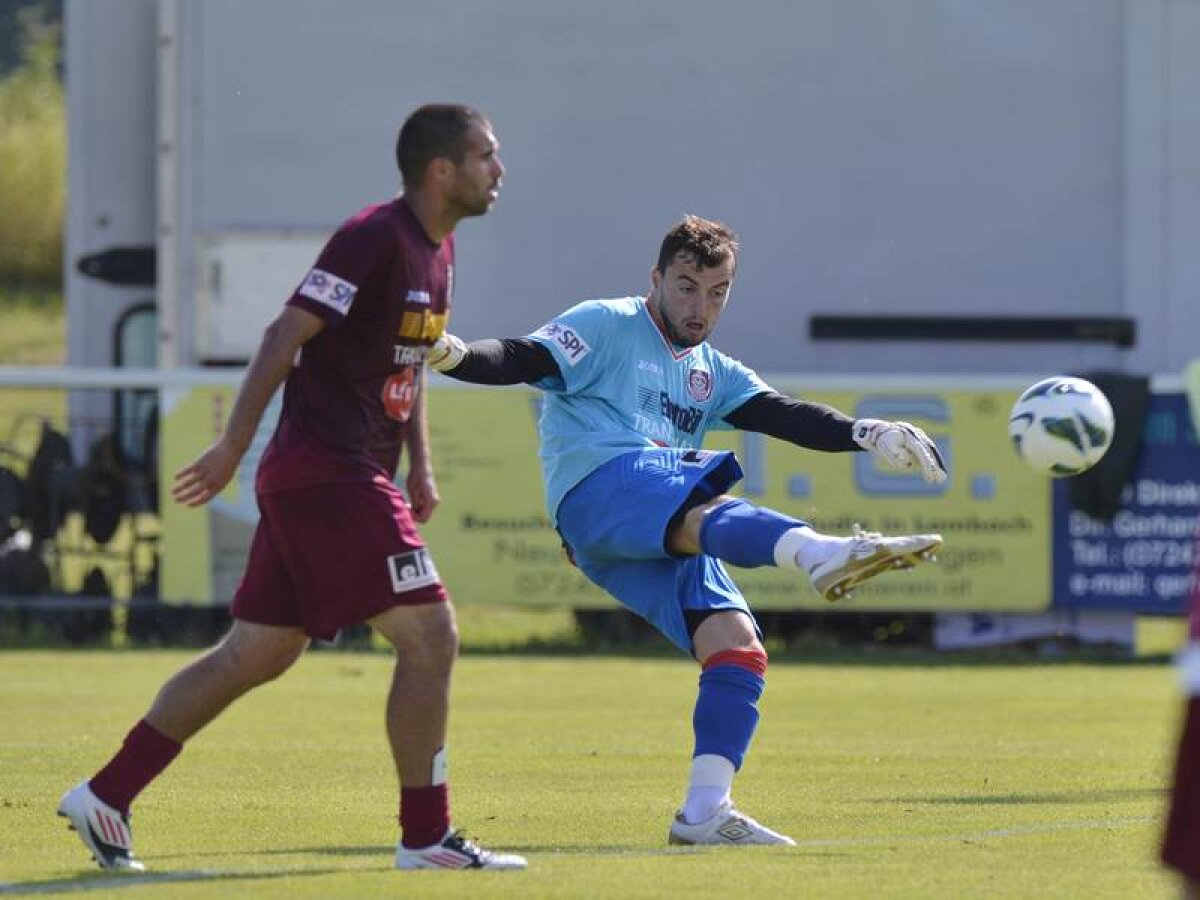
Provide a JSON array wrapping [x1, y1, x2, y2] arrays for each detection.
[[370, 603, 458, 792], [59, 621, 309, 871], [668, 610, 794, 847], [670, 494, 941, 602], [369, 602, 525, 870], [145, 621, 310, 741]]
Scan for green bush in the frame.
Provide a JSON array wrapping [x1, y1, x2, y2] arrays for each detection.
[[0, 9, 64, 288]]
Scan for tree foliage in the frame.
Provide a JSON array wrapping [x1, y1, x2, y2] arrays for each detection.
[[0, 3, 64, 287]]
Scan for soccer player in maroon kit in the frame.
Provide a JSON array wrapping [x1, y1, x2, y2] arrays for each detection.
[[1163, 578, 1200, 897], [57, 104, 526, 871]]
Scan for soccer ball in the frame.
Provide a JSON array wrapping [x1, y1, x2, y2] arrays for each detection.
[[1008, 377, 1114, 477]]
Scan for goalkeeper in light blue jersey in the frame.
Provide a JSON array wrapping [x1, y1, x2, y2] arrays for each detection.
[[428, 215, 947, 847]]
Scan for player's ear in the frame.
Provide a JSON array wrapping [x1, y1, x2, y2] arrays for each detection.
[[649, 267, 662, 296], [428, 157, 454, 186]]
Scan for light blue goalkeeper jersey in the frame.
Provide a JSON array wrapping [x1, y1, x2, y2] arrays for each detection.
[[527, 296, 769, 521]]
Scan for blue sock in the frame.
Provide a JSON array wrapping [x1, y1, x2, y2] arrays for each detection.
[[698, 498, 804, 568], [693, 659, 765, 770]]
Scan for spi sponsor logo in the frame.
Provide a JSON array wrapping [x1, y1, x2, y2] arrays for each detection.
[[298, 268, 357, 314], [687, 368, 713, 403], [386, 548, 440, 594], [532, 321, 591, 366]]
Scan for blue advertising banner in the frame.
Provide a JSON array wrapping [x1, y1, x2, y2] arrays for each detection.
[[1053, 392, 1200, 614]]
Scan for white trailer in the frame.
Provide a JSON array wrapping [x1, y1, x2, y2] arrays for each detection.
[[66, 0, 1200, 385]]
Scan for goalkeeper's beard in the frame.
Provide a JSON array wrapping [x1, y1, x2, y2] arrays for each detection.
[[651, 294, 705, 349]]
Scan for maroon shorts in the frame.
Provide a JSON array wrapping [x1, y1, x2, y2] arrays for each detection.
[[1163, 695, 1200, 883], [231, 479, 447, 640]]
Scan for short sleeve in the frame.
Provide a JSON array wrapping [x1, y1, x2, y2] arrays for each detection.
[[287, 214, 387, 327], [706, 351, 771, 428], [525, 300, 613, 394]]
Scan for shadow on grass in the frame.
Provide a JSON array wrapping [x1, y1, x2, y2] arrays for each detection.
[[882, 787, 1167, 806], [152, 846, 387, 861], [156, 842, 668, 859], [0, 866, 355, 895], [456, 609, 1175, 667], [0, 606, 1176, 668], [160, 843, 803, 859], [458, 638, 1171, 669]]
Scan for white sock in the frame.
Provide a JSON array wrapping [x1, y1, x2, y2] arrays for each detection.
[[772, 526, 844, 572], [682, 754, 735, 824]]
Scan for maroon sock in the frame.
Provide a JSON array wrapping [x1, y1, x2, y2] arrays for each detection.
[[399, 784, 450, 849], [1163, 697, 1200, 881], [88, 719, 183, 816]]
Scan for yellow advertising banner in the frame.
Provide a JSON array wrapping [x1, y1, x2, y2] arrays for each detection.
[[161, 383, 1052, 612], [704, 387, 1051, 611], [160, 385, 274, 606]]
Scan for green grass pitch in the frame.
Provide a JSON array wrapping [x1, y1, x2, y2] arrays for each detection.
[[0, 649, 1184, 898]]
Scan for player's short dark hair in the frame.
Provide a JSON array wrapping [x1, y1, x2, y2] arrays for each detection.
[[656, 215, 739, 274], [396, 104, 487, 187]]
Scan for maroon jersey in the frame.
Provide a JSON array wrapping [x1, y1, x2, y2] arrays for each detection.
[[1191, 574, 1200, 641], [256, 198, 454, 494]]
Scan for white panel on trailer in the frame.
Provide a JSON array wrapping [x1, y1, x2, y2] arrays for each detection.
[[193, 234, 325, 361]]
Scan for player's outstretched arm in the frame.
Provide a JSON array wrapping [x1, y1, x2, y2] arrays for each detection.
[[724, 391, 860, 451], [426, 333, 468, 372], [172, 306, 324, 507], [427, 333, 560, 385], [723, 392, 947, 483]]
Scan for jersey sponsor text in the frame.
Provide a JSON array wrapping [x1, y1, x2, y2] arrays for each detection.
[[298, 268, 357, 314], [534, 322, 591, 365]]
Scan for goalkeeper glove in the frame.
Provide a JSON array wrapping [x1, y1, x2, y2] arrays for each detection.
[[852, 419, 948, 484], [426, 332, 467, 372]]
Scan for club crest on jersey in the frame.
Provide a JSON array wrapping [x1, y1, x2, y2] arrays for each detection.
[[687, 368, 713, 403]]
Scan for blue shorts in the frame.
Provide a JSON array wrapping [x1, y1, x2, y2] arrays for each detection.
[[556, 448, 758, 654]]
